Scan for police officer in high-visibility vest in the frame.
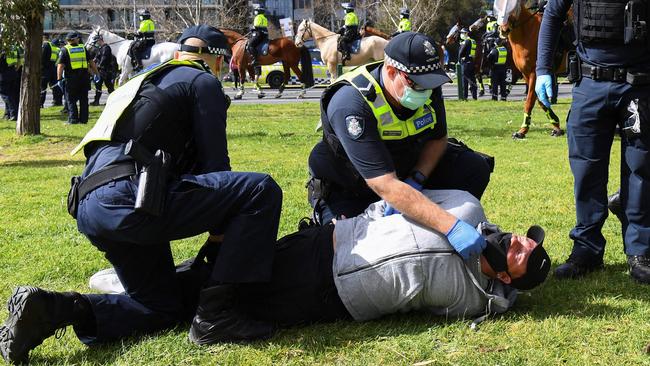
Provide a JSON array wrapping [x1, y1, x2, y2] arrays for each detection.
[[487, 38, 508, 101], [0, 46, 21, 121], [536, 0, 650, 283], [129, 9, 156, 71], [90, 34, 115, 106], [41, 34, 63, 108], [458, 28, 478, 100], [484, 14, 499, 41], [307, 32, 492, 260], [0, 25, 283, 364], [56, 31, 99, 124], [397, 8, 411, 34], [337, 2, 360, 63], [248, 4, 268, 71]]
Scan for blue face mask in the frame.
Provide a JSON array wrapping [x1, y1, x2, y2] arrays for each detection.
[[398, 74, 432, 110]]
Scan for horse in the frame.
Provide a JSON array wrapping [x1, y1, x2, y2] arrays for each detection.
[[87, 26, 178, 86], [445, 21, 487, 97], [494, 0, 566, 138], [219, 28, 313, 100], [294, 19, 388, 81]]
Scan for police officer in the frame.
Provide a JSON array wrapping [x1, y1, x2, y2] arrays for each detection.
[[487, 38, 508, 101], [307, 32, 491, 262], [41, 34, 63, 108], [0, 25, 283, 364], [248, 4, 268, 71], [129, 9, 156, 71], [57, 31, 99, 124], [397, 8, 412, 34], [0, 46, 21, 121], [458, 28, 478, 100], [536, 0, 650, 283], [337, 2, 360, 63], [90, 34, 115, 106], [484, 13, 499, 41]]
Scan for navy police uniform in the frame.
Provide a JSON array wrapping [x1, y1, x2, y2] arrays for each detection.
[[72, 28, 282, 342], [538, 0, 650, 281], [57, 33, 93, 124], [41, 38, 63, 107], [0, 52, 20, 121], [92, 43, 115, 105], [458, 31, 478, 100], [308, 32, 492, 224]]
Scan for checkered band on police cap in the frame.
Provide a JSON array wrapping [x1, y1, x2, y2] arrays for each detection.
[[384, 31, 451, 89]]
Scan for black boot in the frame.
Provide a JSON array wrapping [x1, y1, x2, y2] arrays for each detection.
[[188, 285, 275, 345], [554, 253, 604, 280], [0, 287, 93, 364], [608, 190, 624, 223], [91, 91, 101, 106], [628, 256, 650, 284]]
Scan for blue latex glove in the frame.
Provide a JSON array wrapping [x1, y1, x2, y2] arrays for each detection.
[[383, 177, 423, 216], [56, 79, 65, 91], [535, 74, 553, 108], [445, 218, 487, 260], [93, 74, 101, 84]]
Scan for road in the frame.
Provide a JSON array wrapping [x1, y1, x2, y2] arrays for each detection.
[[4, 83, 574, 109]]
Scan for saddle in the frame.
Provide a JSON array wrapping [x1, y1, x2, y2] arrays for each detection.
[[129, 40, 153, 62], [247, 39, 269, 57]]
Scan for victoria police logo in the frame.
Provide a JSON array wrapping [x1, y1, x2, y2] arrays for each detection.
[[423, 40, 436, 57], [345, 115, 365, 139]]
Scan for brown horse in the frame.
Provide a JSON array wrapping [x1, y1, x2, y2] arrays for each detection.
[[220, 28, 313, 99], [495, 0, 565, 138]]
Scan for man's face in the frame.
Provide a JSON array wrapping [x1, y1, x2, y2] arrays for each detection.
[[505, 234, 538, 279]]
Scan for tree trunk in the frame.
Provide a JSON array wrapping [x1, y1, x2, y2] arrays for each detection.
[[16, 15, 43, 135]]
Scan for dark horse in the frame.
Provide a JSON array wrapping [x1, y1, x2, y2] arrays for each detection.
[[445, 20, 487, 97], [220, 28, 313, 99]]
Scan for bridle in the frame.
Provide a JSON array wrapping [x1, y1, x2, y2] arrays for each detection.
[[298, 19, 337, 44]]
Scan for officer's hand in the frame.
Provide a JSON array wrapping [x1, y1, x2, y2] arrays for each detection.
[[383, 178, 424, 217], [535, 74, 553, 108], [445, 218, 487, 260], [93, 74, 101, 84], [56, 79, 65, 91]]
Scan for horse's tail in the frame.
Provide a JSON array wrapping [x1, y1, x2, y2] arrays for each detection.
[[299, 46, 314, 87]]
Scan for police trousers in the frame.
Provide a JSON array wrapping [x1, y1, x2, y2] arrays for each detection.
[[40, 64, 62, 106], [490, 65, 507, 99], [74, 171, 282, 344], [568, 77, 650, 259], [65, 77, 89, 124], [462, 61, 477, 100]]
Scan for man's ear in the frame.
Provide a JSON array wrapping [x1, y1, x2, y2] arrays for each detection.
[[385, 64, 397, 78], [496, 271, 511, 284]]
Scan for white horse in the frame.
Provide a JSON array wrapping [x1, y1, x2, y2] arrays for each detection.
[[294, 19, 388, 80], [87, 26, 179, 86]]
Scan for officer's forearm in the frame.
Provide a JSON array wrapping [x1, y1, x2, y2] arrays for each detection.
[[414, 137, 447, 178], [90, 61, 99, 75], [56, 64, 64, 80], [366, 173, 457, 234], [536, 10, 566, 75]]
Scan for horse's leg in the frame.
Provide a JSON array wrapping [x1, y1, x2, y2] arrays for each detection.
[[288, 61, 306, 99], [512, 77, 537, 139], [477, 73, 485, 97], [275, 62, 289, 99], [234, 64, 245, 100], [328, 61, 338, 82], [537, 98, 564, 136]]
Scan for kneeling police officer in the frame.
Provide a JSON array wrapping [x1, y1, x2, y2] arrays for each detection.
[[0, 25, 282, 364], [536, 0, 650, 282], [308, 32, 492, 262]]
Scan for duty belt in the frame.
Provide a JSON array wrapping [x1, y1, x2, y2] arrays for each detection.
[[581, 64, 627, 82], [77, 162, 137, 201]]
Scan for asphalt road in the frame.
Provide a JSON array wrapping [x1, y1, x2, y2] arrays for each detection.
[[5, 82, 574, 109]]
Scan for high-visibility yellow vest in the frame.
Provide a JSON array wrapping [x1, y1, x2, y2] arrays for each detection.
[[398, 18, 411, 32], [6, 48, 19, 66], [469, 38, 477, 58], [344, 12, 359, 26], [327, 62, 437, 141], [64, 44, 88, 70], [254, 14, 268, 28], [139, 19, 155, 33], [486, 21, 498, 33], [72, 60, 208, 155], [49, 42, 60, 62], [496, 46, 507, 65]]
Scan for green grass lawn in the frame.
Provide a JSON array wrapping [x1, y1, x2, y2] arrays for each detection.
[[2, 99, 649, 365]]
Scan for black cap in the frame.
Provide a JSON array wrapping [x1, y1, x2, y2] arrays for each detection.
[[508, 225, 551, 291], [384, 32, 451, 90], [66, 31, 80, 40], [177, 25, 230, 56]]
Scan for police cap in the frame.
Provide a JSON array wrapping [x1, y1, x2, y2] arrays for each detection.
[[177, 25, 231, 56], [384, 32, 451, 90], [66, 31, 80, 41]]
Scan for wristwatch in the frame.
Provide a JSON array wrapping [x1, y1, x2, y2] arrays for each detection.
[[409, 170, 427, 186]]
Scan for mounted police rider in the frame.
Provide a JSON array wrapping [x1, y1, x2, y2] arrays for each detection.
[[129, 9, 156, 71], [337, 2, 360, 64], [397, 8, 412, 34], [0, 25, 283, 364], [458, 28, 478, 100], [307, 32, 493, 263], [536, 0, 650, 283], [248, 3, 269, 72]]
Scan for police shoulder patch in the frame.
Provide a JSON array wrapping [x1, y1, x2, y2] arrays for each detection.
[[345, 115, 365, 140]]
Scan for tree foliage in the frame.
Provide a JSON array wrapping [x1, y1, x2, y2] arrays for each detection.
[[0, 0, 60, 52]]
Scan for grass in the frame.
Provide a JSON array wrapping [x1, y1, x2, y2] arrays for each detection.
[[1, 99, 649, 365]]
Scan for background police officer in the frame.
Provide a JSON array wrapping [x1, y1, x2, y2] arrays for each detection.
[[308, 31, 491, 262], [536, 0, 650, 283], [338, 2, 360, 63], [41, 34, 63, 108], [248, 3, 268, 70], [487, 38, 508, 101], [397, 8, 411, 34], [0, 46, 21, 121], [130, 9, 156, 71], [57, 31, 99, 124], [0, 25, 283, 364], [90, 34, 115, 106], [458, 28, 478, 100]]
